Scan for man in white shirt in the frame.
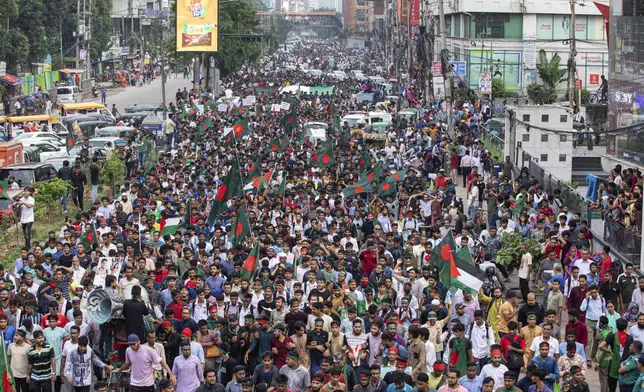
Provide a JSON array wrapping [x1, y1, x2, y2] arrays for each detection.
[[17, 187, 35, 249], [529, 323, 560, 359], [479, 350, 509, 389], [572, 249, 593, 276], [466, 310, 495, 362]]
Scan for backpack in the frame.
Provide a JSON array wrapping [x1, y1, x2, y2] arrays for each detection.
[[468, 321, 490, 341]]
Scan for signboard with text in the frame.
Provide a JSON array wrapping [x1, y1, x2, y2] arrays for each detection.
[[176, 0, 219, 52], [450, 61, 467, 76], [479, 72, 492, 93], [432, 61, 442, 75], [589, 74, 600, 85]]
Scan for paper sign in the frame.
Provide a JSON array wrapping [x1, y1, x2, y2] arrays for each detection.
[[242, 98, 252, 106], [432, 61, 442, 75], [271, 104, 281, 112], [217, 103, 228, 112], [280, 102, 291, 111], [247, 95, 256, 104]]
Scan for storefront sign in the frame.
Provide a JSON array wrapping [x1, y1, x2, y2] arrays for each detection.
[[589, 74, 600, 85], [432, 61, 442, 75]]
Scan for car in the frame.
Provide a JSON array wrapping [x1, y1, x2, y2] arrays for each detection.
[[28, 142, 70, 161], [308, 70, 323, 77], [116, 112, 154, 126], [341, 114, 368, 128], [303, 122, 328, 144], [61, 114, 116, 131], [0, 162, 58, 191], [20, 138, 65, 149], [87, 137, 122, 154], [14, 132, 63, 144], [329, 71, 347, 80], [98, 126, 134, 138], [124, 104, 161, 113]]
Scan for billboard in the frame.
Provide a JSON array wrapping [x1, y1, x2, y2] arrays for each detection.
[[176, 0, 219, 52]]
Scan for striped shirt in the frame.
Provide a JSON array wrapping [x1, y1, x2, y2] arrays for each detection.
[[28, 343, 55, 381]]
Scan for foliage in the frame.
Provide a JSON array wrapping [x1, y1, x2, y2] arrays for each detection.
[[564, 89, 591, 106], [495, 232, 544, 272], [480, 137, 504, 161], [90, 0, 114, 61], [100, 154, 126, 191], [527, 50, 567, 104], [33, 178, 72, 222], [492, 78, 518, 98]]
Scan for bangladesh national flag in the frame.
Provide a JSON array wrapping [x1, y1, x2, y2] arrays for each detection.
[[229, 208, 251, 246], [80, 223, 98, 250], [210, 160, 244, 221], [312, 142, 335, 168], [342, 182, 373, 198], [281, 112, 297, 133], [360, 167, 380, 184], [277, 172, 288, 199], [221, 129, 236, 147], [269, 137, 283, 153], [432, 230, 484, 294], [241, 243, 260, 282], [0, 180, 8, 198], [232, 118, 249, 138], [359, 149, 372, 172], [245, 158, 262, 183], [66, 132, 76, 152], [159, 216, 181, 237], [509, 193, 527, 216], [387, 169, 407, 182], [0, 333, 12, 392], [376, 178, 397, 197]]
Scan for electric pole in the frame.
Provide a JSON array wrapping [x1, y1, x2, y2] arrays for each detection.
[[86, 0, 93, 71], [438, 0, 453, 137], [160, 0, 167, 119], [76, 0, 81, 69], [568, 0, 577, 110]]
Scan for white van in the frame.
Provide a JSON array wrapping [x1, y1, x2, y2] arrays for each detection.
[[55, 85, 82, 104]]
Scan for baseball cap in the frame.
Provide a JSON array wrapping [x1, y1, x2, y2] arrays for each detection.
[[127, 334, 140, 344]]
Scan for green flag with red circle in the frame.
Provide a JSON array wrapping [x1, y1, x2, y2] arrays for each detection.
[[377, 178, 397, 197], [342, 181, 373, 198], [387, 169, 407, 182], [208, 160, 243, 224], [229, 208, 251, 246], [232, 118, 249, 138], [66, 132, 76, 152], [241, 243, 260, 282], [314, 141, 335, 168]]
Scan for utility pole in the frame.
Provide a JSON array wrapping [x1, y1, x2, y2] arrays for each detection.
[[76, 0, 81, 69], [128, 0, 134, 45], [159, 0, 168, 118], [568, 0, 577, 110], [86, 0, 93, 71], [438, 0, 453, 137]]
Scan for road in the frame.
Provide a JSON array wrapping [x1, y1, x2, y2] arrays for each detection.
[[100, 75, 193, 114]]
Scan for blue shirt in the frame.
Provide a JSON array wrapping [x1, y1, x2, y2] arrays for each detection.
[[530, 356, 560, 391], [459, 375, 482, 392], [558, 342, 587, 361], [386, 383, 413, 392], [1, 325, 16, 347], [580, 296, 606, 321]]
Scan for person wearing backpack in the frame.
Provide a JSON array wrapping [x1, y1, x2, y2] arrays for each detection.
[[500, 321, 526, 375], [465, 310, 495, 370]]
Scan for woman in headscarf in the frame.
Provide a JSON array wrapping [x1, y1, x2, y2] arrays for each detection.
[[623, 302, 640, 328]]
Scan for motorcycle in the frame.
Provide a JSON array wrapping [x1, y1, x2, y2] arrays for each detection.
[[91, 85, 98, 98]]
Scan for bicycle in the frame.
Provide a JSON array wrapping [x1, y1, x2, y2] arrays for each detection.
[[589, 89, 608, 104]]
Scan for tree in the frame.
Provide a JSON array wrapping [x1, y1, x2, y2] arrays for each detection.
[[90, 0, 114, 61], [527, 49, 567, 104]]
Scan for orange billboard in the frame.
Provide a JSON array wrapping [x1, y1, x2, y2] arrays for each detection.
[[176, 0, 219, 52]]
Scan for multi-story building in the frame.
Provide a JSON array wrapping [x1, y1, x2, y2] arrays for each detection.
[[431, 0, 609, 94], [343, 0, 373, 33]]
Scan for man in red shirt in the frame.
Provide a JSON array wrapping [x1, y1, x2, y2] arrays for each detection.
[[166, 289, 186, 319], [360, 244, 378, 276], [435, 169, 448, 189], [564, 309, 588, 348]]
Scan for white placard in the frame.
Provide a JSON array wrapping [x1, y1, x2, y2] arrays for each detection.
[[218, 104, 229, 112], [93, 257, 123, 287], [280, 102, 291, 111], [271, 104, 281, 112]]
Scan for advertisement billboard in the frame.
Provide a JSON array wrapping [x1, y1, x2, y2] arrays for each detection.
[[176, 0, 219, 52]]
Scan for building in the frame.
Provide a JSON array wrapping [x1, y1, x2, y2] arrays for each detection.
[[504, 105, 575, 182], [604, 0, 644, 165], [342, 0, 374, 33], [111, 0, 166, 47], [432, 0, 609, 94]]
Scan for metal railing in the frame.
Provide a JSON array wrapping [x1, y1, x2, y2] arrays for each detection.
[[602, 218, 641, 264]]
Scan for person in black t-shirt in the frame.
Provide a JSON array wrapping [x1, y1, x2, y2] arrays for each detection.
[[599, 270, 622, 310], [307, 318, 329, 375]]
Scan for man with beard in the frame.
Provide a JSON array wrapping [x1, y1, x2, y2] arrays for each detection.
[[387, 372, 413, 392], [566, 275, 589, 321], [345, 319, 369, 373], [629, 313, 644, 344], [311, 374, 326, 392], [307, 319, 329, 375], [219, 343, 239, 386], [630, 276, 644, 309], [159, 321, 182, 369], [530, 342, 560, 392], [479, 350, 509, 390], [437, 369, 468, 392], [518, 293, 544, 328], [196, 368, 226, 392], [353, 372, 373, 392]]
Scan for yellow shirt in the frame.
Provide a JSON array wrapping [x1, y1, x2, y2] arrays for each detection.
[[480, 293, 504, 340], [498, 302, 516, 333], [520, 325, 543, 348]]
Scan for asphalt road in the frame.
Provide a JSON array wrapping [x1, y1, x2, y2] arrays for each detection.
[[100, 75, 193, 114]]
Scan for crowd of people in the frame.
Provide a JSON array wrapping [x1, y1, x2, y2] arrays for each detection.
[[2, 41, 644, 392]]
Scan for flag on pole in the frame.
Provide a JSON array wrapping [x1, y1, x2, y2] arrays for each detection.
[[159, 216, 182, 237], [244, 169, 274, 191], [0, 328, 13, 392], [209, 160, 244, 222], [342, 182, 373, 198], [232, 118, 249, 138], [80, 223, 98, 250], [65, 132, 76, 153], [183, 199, 192, 228], [431, 230, 484, 294], [229, 209, 251, 246], [277, 172, 288, 199], [387, 169, 407, 182], [241, 243, 260, 281]]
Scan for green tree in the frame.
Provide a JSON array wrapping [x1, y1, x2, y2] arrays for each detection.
[[90, 0, 114, 61], [527, 49, 567, 104], [33, 179, 72, 223], [100, 154, 126, 195], [14, 0, 48, 66]]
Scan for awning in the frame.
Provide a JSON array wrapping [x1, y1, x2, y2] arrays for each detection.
[[0, 74, 25, 86], [59, 68, 87, 74], [594, 1, 609, 49]]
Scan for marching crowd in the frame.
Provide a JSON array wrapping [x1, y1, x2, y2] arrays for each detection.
[[3, 41, 644, 392]]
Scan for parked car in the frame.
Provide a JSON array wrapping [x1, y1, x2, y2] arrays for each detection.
[[0, 162, 58, 189], [98, 126, 134, 138], [124, 104, 161, 113]]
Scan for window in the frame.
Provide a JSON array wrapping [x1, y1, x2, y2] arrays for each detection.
[[540, 154, 548, 162], [559, 154, 567, 162], [541, 114, 549, 122], [560, 134, 568, 142], [522, 134, 530, 142], [560, 115, 568, 122], [541, 134, 549, 142], [523, 114, 530, 121], [469, 13, 522, 39]]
